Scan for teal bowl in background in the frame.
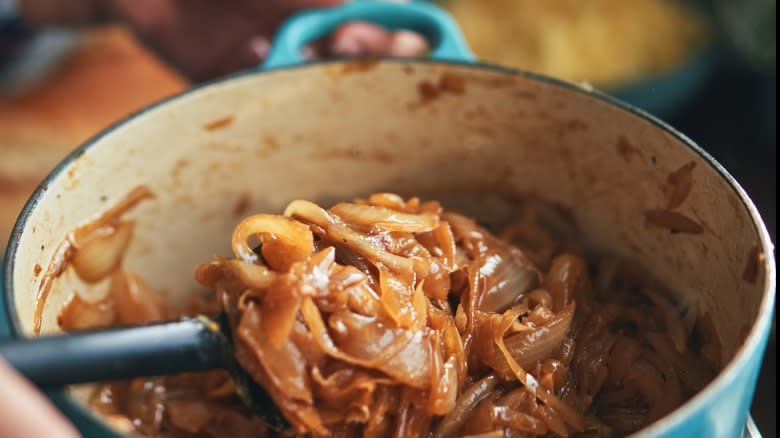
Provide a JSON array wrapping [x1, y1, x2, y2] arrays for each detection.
[[607, 45, 718, 117], [429, 0, 720, 118]]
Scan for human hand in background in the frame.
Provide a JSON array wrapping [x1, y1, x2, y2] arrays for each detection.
[[18, 0, 428, 81], [0, 358, 80, 438]]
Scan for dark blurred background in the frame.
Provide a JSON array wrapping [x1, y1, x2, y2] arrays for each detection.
[[666, 2, 775, 435], [673, 47, 776, 438]]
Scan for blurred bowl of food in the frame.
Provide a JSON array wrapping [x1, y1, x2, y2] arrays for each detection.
[[440, 0, 717, 117]]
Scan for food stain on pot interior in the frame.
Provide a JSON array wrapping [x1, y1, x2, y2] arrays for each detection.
[[463, 105, 492, 122], [565, 119, 588, 133], [384, 131, 401, 145], [616, 135, 641, 162], [535, 110, 553, 121], [233, 193, 251, 217], [171, 158, 191, 179], [664, 161, 697, 209], [645, 210, 705, 234], [203, 115, 235, 132], [410, 71, 468, 108], [471, 125, 496, 137], [254, 134, 281, 158], [207, 161, 221, 172], [64, 168, 79, 190], [204, 141, 243, 153], [311, 145, 395, 163], [439, 71, 467, 94], [742, 245, 764, 284], [64, 154, 95, 191], [337, 59, 380, 74], [513, 90, 537, 100]]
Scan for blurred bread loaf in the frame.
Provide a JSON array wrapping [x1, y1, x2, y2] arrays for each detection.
[[0, 26, 188, 242]]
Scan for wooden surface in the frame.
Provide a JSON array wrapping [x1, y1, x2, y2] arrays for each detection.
[[0, 26, 189, 241]]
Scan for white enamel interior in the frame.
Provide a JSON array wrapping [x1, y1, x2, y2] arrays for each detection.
[[6, 61, 772, 435]]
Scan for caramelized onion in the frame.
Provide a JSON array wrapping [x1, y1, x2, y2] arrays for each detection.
[[111, 271, 165, 324], [505, 304, 575, 371], [434, 374, 499, 438], [260, 249, 335, 348], [330, 202, 439, 233], [35, 187, 153, 333], [493, 303, 585, 432], [462, 431, 504, 438], [644, 331, 712, 392], [492, 405, 549, 434], [71, 221, 135, 284], [544, 254, 589, 312], [41, 190, 720, 437], [220, 259, 275, 290], [165, 400, 213, 433], [642, 288, 687, 353], [479, 250, 539, 313], [57, 292, 115, 331], [231, 214, 313, 269]]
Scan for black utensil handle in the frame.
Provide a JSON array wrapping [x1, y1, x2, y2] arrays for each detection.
[[0, 317, 229, 387]]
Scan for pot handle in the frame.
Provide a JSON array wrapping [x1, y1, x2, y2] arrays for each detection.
[[261, 0, 475, 70]]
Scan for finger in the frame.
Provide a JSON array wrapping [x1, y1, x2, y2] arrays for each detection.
[[330, 22, 393, 57], [250, 36, 272, 61], [387, 30, 428, 57], [0, 359, 80, 438]]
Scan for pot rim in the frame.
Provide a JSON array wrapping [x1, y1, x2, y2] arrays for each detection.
[[3, 58, 776, 437]]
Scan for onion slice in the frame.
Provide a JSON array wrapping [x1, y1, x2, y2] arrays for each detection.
[[494, 303, 585, 432], [231, 214, 313, 269], [505, 304, 575, 371], [71, 221, 135, 284], [330, 202, 439, 233], [434, 374, 499, 438]]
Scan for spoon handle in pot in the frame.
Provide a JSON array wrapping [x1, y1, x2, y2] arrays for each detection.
[[0, 317, 230, 387]]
